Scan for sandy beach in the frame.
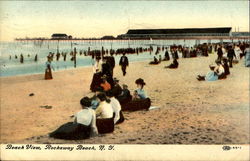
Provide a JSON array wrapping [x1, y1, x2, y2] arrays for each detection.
[[0, 53, 249, 144]]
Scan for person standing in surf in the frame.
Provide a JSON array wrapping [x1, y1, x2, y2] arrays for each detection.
[[45, 56, 55, 80]]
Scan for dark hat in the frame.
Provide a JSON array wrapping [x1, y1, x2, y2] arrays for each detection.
[[80, 97, 92, 107], [215, 59, 221, 64], [209, 65, 216, 70], [97, 93, 107, 102], [113, 77, 119, 82], [135, 78, 146, 85]]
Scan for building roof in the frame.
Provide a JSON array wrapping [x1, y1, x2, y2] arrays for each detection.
[[126, 27, 232, 35], [51, 33, 68, 37], [232, 32, 250, 37]]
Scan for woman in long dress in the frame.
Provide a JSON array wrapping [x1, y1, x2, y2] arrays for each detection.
[[45, 56, 54, 80], [95, 93, 115, 134], [49, 97, 98, 140]]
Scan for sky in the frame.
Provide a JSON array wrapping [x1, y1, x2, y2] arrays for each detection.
[[0, 1, 249, 41]]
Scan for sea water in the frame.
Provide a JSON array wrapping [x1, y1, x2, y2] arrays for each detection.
[[0, 39, 229, 77]]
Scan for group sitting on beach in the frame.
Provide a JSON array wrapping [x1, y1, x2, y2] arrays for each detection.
[[49, 77, 151, 140], [196, 58, 230, 81]]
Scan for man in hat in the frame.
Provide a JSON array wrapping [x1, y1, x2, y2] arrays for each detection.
[[119, 53, 129, 76], [117, 84, 132, 105], [101, 57, 112, 77], [227, 45, 236, 68], [217, 45, 223, 61], [107, 53, 115, 77], [112, 78, 122, 98]]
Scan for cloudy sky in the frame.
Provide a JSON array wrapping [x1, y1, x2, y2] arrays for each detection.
[[0, 1, 249, 41]]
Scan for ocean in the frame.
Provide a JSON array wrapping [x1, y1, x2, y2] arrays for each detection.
[[0, 39, 232, 77]]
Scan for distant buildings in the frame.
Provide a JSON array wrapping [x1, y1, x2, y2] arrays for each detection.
[[231, 32, 250, 37], [51, 33, 72, 40], [14, 28, 249, 41], [117, 27, 233, 39], [101, 35, 115, 40]]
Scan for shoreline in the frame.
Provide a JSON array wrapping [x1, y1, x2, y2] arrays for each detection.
[[0, 58, 156, 78]]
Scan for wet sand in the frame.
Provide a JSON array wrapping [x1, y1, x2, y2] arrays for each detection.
[[0, 53, 249, 144]]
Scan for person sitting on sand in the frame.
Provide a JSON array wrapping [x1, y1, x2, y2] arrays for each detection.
[[165, 59, 179, 69], [49, 97, 98, 140], [95, 93, 115, 134], [134, 78, 148, 99], [196, 65, 218, 81], [121, 78, 151, 111], [117, 84, 132, 105], [214, 60, 226, 79], [163, 48, 170, 61], [100, 75, 111, 92], [90, 87, 104, 109], [112, 78, 122, 98], [106, 90, 124, 124], [149, 56, 160, 65]]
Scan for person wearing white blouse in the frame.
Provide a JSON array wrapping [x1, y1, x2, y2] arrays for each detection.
[[106, 90, 124, 124], [95, 93, 115, 134], [49, 97, 98, 139]]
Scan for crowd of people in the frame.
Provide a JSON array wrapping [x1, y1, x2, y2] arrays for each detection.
[[47, 41, 250, 140], [197, 42, 250, 82]]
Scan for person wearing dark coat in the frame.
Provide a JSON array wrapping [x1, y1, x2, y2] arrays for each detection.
[[217, 46, 223, 61], [90, 71, 103, 92], [20, 54, 24, 63], [174, 49, 179, 59], [102, 57, 112, 76], [101, 57, 114, 87], [112, 78, 123, 98], [163, 48, 170, 61], [227, 46, 236, 68], [165, 59, 179, 69], [34, 54, 38, 62], [222, 58, 230, 76], [117, 84, 132, 105], [149, 56, 159, 65], [107, 54, 115, 77], [119, 53, 129, 76]]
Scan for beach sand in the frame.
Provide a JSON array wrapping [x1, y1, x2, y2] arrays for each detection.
[[0, 53, 249, 144]]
